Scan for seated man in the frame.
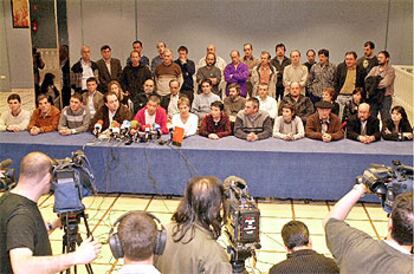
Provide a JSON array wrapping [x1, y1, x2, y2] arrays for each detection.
[[132, 95, 168, 135], [155, 176, 232, 274], [134, 79, 158, 113], [161, 79, 181, 119], [199, 101, 232, 140], [273, 104, 305, 141], [256, 83, 277, 120], [279, 82, 314, 124], [346, 103, 380, 144], [28, 95, 60, 135], [82, 77, 104, 120], [58, 93, 91, 135], [111, 212, 161, 274], [0, 93, 30, 132], [269, 220, 339, 274], [191, 79, 221, 120], [234, 97, 272, 141], [223, 83, 246, 123], [324, 186, 413, 273], [305, 101, 343, 142], [91, 92, 131, 133]]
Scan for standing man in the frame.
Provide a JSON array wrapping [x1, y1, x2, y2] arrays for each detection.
[[335, 51, 365, 119], [242, 43, 260, 97], [0, 94, 31, 132], [251, 51, 277, 98], [224, 50, 250, 98], [307, 49, 336, 104], [270, 43, 291, 102], [151, 41, 167, 73], [196, 52, 222, 96], [96, 45, 122, 92], [366, 50, 395, 122], [198, 44, 227, 73], [283, 50, 308, 96], [357, 41, 378, 79], [71, 45, 99, 93], [0, 152, 101, 273], [303, 49, 316, 72], [154, 49, 183, 100], [175, 46, 196, 104], [32, 47, 45, 97], [126, 40, 150, 67], [28, 95, 60, 135], [81, 77, 104, 120]]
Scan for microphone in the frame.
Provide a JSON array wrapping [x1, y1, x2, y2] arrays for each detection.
[[120, 120, 131, 136], [153, 123, 162, 139], [93, 120, 103, 136], [144, 124, 151, 141], [110, 121, 121, 138], [0, 159, 12, 169]]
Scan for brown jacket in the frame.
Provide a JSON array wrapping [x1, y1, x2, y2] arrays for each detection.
[[305, 112, 344, 141], [28, 106, 60, 132]]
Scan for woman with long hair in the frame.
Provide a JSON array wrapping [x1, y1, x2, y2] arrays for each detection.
[[382, 105, 413, 141]]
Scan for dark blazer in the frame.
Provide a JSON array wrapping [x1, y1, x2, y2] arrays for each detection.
[[334, 62, 365, 98], [305, 112, 344, 141], [381, 118, 413, 141], [346, 115, 381, 141], [96, 58, 122, 92], [90, 104, 132, 132]]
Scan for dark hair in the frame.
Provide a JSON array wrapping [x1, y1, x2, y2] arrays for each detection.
[[391, 105, 409, 124], [169, 79, 180, 87], [37, 94, 52, 104], [118, 212, 157, 261], [378, 50, 390, 59], [306, 49, 316, 56], [148, 94, 161, 105], [100, 45, 111, 51], [260, 51, 271, 59], [40, 73, 56, 94], [228, 83, 240, 94], [364, 41, 375, 49], [7, 93, 21, 103], [353, 87, 363, 96], [71, 92, 83, 103], [275, 43, 286, 52], [177, 45, 188, 53], [86, 77, 97, 84], [243, 43, 253, 50], [172, 176, 225, 243], [281, 220, 310, 249], [247, 97, 260, 109], [323, 87, 335, 98], [391, 192, 413, 245], [206, 52, 216, 64], [281, 103, 297, 118], [201, 79, 212, 86], [104, 92, 118, 103], [132, 40, 143, 47], [211, 100, 224, 111], [318, 49, 330, 58], [345, 51, 357, 60]]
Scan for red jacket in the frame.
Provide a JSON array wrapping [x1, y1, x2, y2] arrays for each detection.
[[133, 106, 169, 134]]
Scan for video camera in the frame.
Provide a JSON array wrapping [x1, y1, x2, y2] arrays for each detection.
[[51, 150, 97, 214], [0, 159, 16, 191], [356, 160, 413, 213], [223, 176, 261, 274]]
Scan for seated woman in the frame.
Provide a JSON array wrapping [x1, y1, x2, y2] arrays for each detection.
[[322, 87, 339, 116], [273, 104, 304, 141], [382, 105, 413, 141], [171, 96, 198, 137], [342, 88, 363, 122], [108, 80, 132, 111], [199, 101, 232, 140]]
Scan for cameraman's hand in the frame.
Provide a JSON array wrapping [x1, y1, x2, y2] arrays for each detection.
[[73, 237, 101, 265]]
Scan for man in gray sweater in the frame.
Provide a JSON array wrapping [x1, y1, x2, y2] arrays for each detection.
[[234, 97, 272, 141], [58, 93, 90, 135]]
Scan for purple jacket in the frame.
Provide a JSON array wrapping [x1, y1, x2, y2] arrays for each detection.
[[224, 62, 249, 97]]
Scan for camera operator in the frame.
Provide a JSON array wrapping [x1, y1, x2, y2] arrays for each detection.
[[324, 185, 413, 273], [155, 176, 232, 274], [0, 152, 101, 274]]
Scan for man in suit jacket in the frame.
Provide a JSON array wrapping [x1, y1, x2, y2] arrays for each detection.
[[96, 45, 122, 92], [346, 103, 380, 144], [81, 77, 104, 120]]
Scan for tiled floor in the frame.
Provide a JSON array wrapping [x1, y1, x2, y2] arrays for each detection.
[[0, 192, 388, 274]]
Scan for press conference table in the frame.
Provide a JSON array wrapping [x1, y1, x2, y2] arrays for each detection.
[[0, 132, 412, 201]]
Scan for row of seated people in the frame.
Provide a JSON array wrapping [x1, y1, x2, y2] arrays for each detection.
[[1, 79, 412, 143], [63, 41, 394, 126]]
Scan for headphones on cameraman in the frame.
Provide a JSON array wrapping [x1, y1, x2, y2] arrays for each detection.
[[108, 211, 167, 259]]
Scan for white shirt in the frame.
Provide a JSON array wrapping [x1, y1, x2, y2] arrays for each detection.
[[105, 59, 111, 75], [0, 109, 31, 131], [145, 109, 156, 126], [257, 96, 277, 119], [81, 59, 94, 90], [108, 110, 116, 125], [171, 113, 198, 137], [167, 94, 180, 118], [88, 92, 96, 118]]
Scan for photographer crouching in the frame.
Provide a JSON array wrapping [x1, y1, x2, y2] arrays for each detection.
[[0, 152, 101, 274], [155, 176, 232, 274], [324, 162, 413, 273]]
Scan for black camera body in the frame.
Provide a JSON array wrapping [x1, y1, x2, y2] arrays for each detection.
[[0, 159, 15, 191], [356, 160, 413, 213], [51, 151, 96, 214]]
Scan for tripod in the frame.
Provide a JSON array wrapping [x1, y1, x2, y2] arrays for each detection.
[[60, 210, 93, 274]]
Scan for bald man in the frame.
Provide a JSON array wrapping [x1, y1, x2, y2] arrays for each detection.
[[224, 50, 250, 98], [346, 103, 381, 143], [0, 152, 101, 273], [71, 45, 100, 92]]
